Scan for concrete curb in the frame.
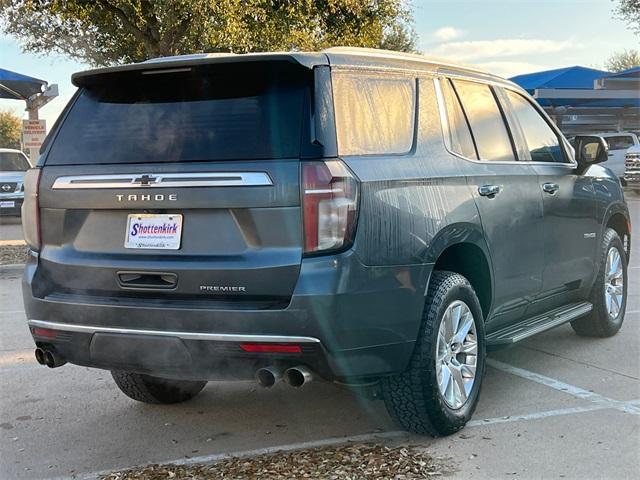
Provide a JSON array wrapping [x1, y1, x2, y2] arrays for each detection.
[[0, 239, 26, 246], [0, 263, 25, 272]]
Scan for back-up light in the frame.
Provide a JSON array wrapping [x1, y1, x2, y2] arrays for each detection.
[[22, 168, 41, 252], [302, 160, 359, 255]]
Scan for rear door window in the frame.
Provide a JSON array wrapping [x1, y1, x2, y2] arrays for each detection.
[[439, 79, 477, 159], [332, 72, 416, 156], [45, 62, 309, 165], [451, 79, 515, 162], [504, 89, 567, 163]]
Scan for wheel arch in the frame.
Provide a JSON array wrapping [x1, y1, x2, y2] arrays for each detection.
[[603, 204, 631, 261], [424, 224, 494, 320]]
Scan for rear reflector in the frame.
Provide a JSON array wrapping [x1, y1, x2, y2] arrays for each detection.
[[240, 344, 302, 353], [32, 328, 58, 338]]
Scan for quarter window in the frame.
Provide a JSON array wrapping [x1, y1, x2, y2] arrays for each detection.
[[332, 72, 416, 156], [451, 80, 515, 162], [440, 79, 477, 159], [505, 90, 567, 163]]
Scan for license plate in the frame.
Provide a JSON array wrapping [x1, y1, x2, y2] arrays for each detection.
[[125, 214, 183, 250], [0, 201, 15, 208]]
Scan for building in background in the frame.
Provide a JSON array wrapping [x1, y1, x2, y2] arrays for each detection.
[[511, 66, 640, 136]]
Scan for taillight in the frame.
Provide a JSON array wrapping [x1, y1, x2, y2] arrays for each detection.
[[22, 168, 41, 252], [302, 159, 359, 255]]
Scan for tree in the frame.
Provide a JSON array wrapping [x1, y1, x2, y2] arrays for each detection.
[[605, 49, 640, 72], [0, 110, 22, 150], [614, 0, 640, 36], [0, 0, 418, 67]]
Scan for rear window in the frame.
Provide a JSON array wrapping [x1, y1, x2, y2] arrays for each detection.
[[332, 72, 415, 156], [0, 151, 30, 171], [46, 62, 309, 165]]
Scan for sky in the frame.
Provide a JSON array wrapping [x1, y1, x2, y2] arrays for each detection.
[[0, 0, 637, 127]]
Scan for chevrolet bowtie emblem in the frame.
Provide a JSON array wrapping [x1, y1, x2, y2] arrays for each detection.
[[133, 175, 158, 186]]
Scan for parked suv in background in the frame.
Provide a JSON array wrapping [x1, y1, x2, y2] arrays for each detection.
[[597, 132, 639, 180], [0, 148, 30, 216], [22, 48, 631, 436], [624, 145, 640, 195]]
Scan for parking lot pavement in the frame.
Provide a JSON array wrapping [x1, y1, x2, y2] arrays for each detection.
[[0, 216, 23, 242], [1, 200, 638, 480]]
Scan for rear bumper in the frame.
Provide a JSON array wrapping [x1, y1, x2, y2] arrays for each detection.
[[23, 251, 431, 381]]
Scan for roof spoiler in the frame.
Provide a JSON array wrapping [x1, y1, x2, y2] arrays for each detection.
[[72, 52, 328, 87]]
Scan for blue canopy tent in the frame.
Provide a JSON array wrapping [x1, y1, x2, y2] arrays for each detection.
[[512, 65, 608, 95], [511, 66, 640, 134], [0, 68, 47, 100], [1, 68, 57, 159]]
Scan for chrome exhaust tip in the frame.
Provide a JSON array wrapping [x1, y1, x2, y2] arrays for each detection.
[[43, 349, 66, 369], [284, 366, 313, 388], [255, 366, 284, 388], [34, 348, 45, 365]]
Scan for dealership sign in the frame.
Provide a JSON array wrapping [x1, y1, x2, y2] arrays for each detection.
[[22, 119, 47, 149]]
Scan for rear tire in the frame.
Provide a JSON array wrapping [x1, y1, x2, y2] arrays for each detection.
[[111, 370, 207, 404], [571, 228, 627, 337], [382, 271, 486, 436]]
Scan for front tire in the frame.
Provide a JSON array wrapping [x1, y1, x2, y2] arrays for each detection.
[[571, 228, 627, 337], [382, 271, 486, 436], [111, 370, 207, 404]]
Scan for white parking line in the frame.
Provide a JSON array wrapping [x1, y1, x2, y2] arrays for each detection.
[[0, 309, 24, 315], [488, 359, 640, 415], [467, 403, 611, 427]]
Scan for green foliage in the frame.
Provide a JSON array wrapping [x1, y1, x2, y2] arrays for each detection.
[[0, 0, 418, 66], [605, 49, 640, 72], [0, 110, 22, 150], [614, 0, 640, 36]]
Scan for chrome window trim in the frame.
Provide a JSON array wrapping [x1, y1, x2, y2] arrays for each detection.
[[28, 319, 321, 344], [52, 172, 273, 189], [433, 77, 577, 168]]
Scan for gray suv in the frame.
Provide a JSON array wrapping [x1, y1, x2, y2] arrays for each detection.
[[22, 48, 631, 436]]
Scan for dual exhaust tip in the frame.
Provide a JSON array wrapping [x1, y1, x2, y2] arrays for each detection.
[[256, 365, 312, 388], [34, 347, 66, 369]]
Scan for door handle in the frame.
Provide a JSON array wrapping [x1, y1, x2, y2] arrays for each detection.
[[542, 182, 560, 194], [478, 184, 501, 197]]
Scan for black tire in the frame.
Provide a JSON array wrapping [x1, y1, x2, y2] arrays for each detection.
[[381, 271, 486, 436], [111, 370, 207, 404], [571, 228, 627, 337]]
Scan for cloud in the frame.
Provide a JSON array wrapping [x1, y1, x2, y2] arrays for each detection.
[[432, 39, 574, 61], [432, 27, 464, 41]]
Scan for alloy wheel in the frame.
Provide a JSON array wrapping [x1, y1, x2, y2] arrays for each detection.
[[604, 246, 624, 319], [435, 300, 478, 409]]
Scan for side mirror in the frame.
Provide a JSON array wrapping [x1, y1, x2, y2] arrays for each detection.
[[573, 136, 608, 168]]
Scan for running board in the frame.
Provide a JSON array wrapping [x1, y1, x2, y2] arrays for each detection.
[[486, 301, 593, 346]]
